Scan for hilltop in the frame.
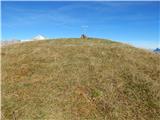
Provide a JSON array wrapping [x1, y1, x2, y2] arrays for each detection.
[[1, 38, 160, 120]]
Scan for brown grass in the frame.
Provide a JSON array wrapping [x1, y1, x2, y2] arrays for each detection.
[[1, 38, 160, 120]]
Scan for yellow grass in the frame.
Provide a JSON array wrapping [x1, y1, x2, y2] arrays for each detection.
[[1, 38, 160, 120]]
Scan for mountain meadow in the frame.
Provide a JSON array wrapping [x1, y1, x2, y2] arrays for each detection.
[[1, 38, 160, 120]]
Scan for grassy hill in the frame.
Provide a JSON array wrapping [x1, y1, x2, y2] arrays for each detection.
[[1, 38, 160, 120]]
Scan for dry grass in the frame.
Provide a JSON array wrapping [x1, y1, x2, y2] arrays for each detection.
[[1, 38, 160, 120]]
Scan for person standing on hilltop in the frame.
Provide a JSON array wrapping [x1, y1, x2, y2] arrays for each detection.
[[80, 34, 87, 39]]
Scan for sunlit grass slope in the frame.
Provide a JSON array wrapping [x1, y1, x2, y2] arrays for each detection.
[[2, 38, 160, 120]]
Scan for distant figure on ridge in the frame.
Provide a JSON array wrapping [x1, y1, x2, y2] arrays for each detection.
[[80, 34, 87, 39]]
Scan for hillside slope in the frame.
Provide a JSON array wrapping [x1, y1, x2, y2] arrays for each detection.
[[1, 38, 160, 120]]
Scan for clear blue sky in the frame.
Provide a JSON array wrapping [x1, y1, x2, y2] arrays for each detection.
[[2, 1, 160, 49]]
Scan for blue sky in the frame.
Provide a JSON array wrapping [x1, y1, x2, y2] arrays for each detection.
[[1, 1, 160, 49]]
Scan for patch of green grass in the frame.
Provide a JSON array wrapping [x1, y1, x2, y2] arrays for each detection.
[[90, 88, 103, 98]]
